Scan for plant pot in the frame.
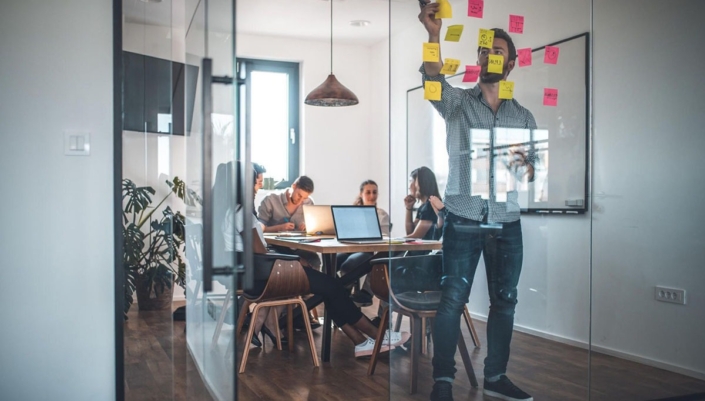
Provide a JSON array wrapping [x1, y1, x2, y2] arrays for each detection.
[[135, 274, 174, 311]]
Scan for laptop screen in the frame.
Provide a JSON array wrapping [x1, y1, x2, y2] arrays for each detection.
[[331, 206, 382, 241], [303, 205, 335, 235]]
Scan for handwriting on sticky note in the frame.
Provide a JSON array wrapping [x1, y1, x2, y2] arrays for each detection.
[[509, 15, 524, 34], [462, 65, 481, 82], [424, 81, 442, 101], [499, 81, 514, 100], [440, 58, 461, 75], [544, 45, 560, 64], [488, 54, 504, 74], [517, 48, 532, 67], [543, 88, 558, 106], [445, 25, 464, 42], [467, 0, 484, 18], [478, 28, 494, 49], [423, 42, 440, 62], [435, 0, 452, 19]]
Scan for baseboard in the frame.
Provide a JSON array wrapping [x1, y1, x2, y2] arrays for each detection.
[[467, 312, 705, 381]]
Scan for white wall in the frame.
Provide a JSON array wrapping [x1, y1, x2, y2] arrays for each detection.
[[0, 1, 115, 400], [592, 0, 705, 377], [381, 0, 705, 379]]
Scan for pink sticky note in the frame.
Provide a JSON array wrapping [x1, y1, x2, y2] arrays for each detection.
[[509, 15, 524, 34], [543, 88, 558, 106], [463, 65, 481, 82], [467, 0, 484, 18], [544, 45, 560, 64], [517, 48, 532, 67]]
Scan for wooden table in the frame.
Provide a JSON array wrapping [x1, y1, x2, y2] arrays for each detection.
[[264, 236, 442, 362]]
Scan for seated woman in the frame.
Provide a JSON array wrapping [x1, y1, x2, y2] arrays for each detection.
[[229, 164, 409, 357], [404, 167, 442, 256], [337, 180, 392, 307]]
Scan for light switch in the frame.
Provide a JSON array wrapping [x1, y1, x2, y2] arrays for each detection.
[[64, 131, 90, 156]]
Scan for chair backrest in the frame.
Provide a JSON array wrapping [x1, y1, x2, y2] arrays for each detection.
[[369, 254, 443, 312], [245, 253, 310, 302]]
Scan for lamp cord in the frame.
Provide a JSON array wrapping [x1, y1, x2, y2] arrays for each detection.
[[330, 0, 333, 74]]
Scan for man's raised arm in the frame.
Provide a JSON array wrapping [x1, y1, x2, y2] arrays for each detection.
[[419, 0, 443, 77]]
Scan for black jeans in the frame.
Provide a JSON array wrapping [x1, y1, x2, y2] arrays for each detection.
[[303, 267, 363, 328], [432, 212, 524, 380]]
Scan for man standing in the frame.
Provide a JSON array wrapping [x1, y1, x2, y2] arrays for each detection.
[[418, 2, 536, 401]]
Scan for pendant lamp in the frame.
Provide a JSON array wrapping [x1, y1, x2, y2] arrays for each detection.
[[304, 0, 359, 107]]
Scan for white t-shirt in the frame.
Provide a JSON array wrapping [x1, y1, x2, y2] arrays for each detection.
[[377, 207, 391, 236], [222, 207, 265, 252]]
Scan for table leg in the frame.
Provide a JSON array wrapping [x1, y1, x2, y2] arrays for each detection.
[[321, 253, 337, 362]]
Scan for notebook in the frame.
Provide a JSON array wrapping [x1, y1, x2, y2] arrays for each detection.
[[331, 205, 387, 244], [303, 205, 336, 235]]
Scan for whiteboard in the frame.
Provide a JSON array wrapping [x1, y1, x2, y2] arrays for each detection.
[[407, 33, 589, 214]]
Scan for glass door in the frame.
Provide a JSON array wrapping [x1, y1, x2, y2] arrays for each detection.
[[184, 1, 242, 400]]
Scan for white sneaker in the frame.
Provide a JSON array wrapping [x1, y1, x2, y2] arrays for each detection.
[[383, 330, 411, 347], [354, 338, 390, 358]]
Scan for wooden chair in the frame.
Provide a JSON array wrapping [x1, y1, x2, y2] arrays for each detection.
[[367, 254, 479, 394], [233, 253, 319, 374]]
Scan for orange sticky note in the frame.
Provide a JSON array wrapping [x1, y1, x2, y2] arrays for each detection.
[[543, 88, 558, 106], [462, 65, 481, 82], [424, 81, 442, 101], [423, 42, 440, 62], [445, 25, 464, 42], [467, 0, 484, 18], [478, 28, 494, 49], [499, 81, 514, 100], [517, 48, 532, 67], [544, 45, 560, 64], [435, 0, 453, 19], [440, 58, 461, 75], [509, 15, 525, 34], [488, 54, 504, 74]]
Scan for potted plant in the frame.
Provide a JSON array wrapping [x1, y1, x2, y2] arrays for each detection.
[[122, 177, 187, 317]]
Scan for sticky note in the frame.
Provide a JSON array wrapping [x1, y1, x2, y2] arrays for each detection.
[[509, 15, 525, 34], [544, 45, 560, 64], [423, 42, 440, 62], [499, 81, 514, 100], [488, 54, 504, 74], [478, 28, 494, 49], [462, 65, 481, 82], [424, 81, 442, 101], [543, 88, 558, 106], [445, 25, 464, 42], [435, 0, 452, 19], [467, 0, 484, 18], [440, 58, 461, 75], [517, 48, 532, 67]]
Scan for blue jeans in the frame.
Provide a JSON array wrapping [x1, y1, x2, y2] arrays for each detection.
[[432, 212, 524, 380]]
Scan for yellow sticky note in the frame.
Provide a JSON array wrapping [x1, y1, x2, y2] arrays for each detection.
[[478, 28, 495, 49], [440, 58, 461, 75], [435, 0, 453, 19], [424, 81, 442, 101], [488, 54, 504, 74], [423, 42, 440, 62], [445, 25, 464, 42], [499, 81, 514, 100]]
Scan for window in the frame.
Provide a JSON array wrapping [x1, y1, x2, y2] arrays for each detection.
[[237, 59, 300, 188]]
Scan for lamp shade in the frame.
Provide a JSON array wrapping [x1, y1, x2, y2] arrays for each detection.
[[304, 74, 359, 107]]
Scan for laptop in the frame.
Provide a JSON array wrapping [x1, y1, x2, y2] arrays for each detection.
[[303, 205, 336, 235], [331, 205, 388, 244]]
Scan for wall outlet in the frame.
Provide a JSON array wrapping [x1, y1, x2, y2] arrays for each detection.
[[655, 286, 686, 305]]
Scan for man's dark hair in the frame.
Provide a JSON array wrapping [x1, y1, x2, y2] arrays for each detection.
[[294, 176, 314, 193], [477, 28, 517, 61], [411, 167, 441, 199]]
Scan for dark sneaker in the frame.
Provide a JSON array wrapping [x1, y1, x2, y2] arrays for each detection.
[[483, 376, 533, 401], [351, 290, 373, 307], [430, 380, 453, 401]]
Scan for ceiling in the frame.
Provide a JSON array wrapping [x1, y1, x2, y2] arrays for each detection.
[[124, 0, 421, 46]]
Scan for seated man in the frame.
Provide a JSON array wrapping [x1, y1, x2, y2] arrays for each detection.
[[257, 175, 320, 269]]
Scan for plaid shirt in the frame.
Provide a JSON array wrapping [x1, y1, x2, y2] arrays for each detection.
[[421, 67, 538, 223]]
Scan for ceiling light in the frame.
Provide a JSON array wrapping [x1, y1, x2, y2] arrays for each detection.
[[350, 20, 371, 27], [305, 0, 359, 107]]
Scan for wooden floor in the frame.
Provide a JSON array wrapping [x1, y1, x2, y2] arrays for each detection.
[[125, 301, 705, 401]]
